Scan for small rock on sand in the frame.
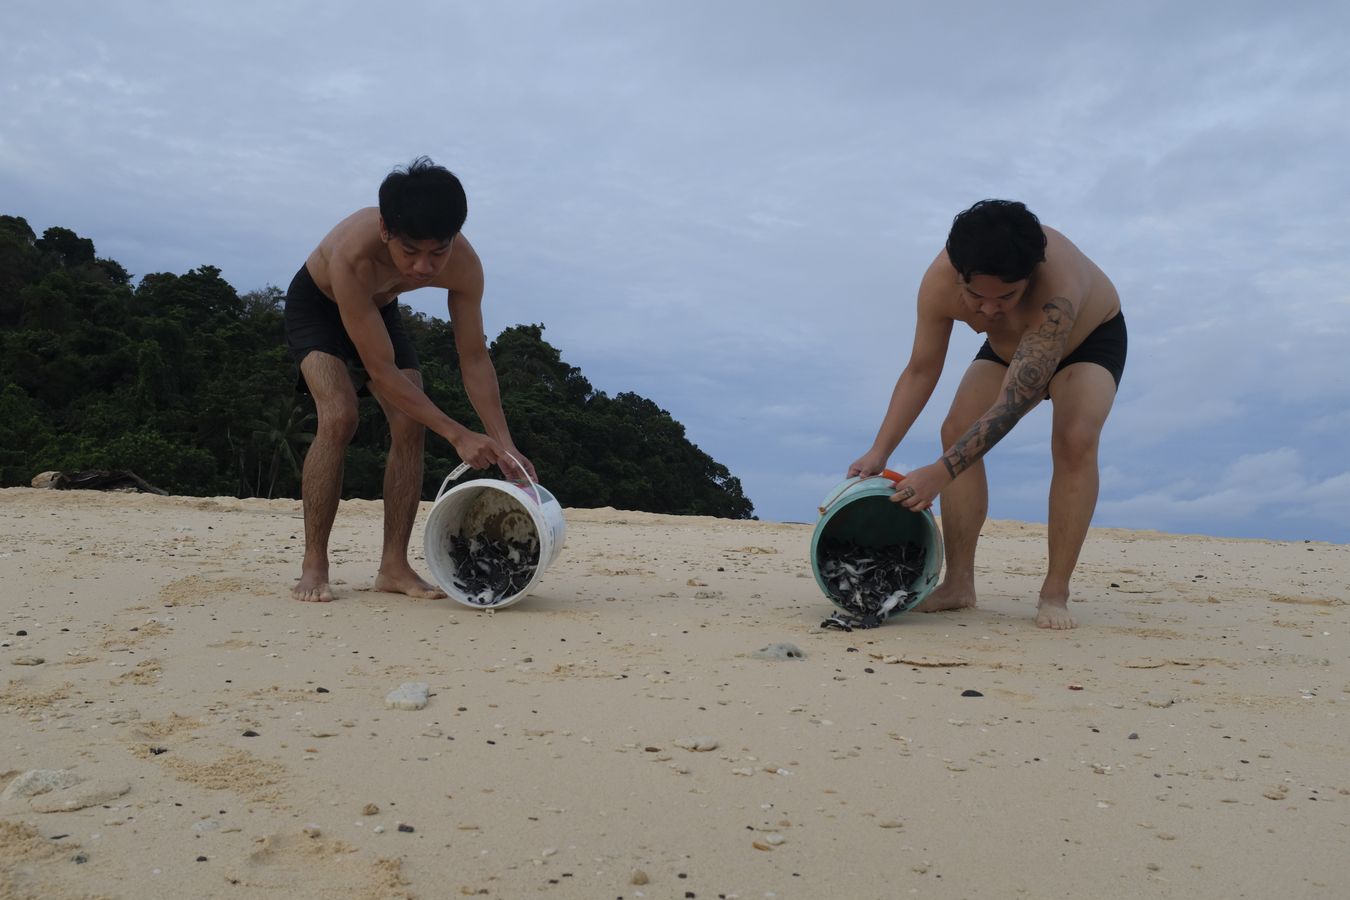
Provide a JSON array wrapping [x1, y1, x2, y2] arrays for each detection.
[[673, 737, 719, 752], [385, 682, 430, 710]]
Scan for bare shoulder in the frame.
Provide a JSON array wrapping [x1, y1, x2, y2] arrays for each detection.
[[432, 233, 484, 294], [1038, 226, 1095, 290], [916, 249, 959, 318], [308, 208, 383, 296], [1033, 225, 1118, 323]]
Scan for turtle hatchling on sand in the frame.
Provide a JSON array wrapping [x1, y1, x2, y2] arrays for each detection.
[[818, 538, 926, 630], [447, 533, 540, 606]]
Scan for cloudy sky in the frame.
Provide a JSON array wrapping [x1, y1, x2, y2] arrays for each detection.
[[5, 1, 1348, 542]]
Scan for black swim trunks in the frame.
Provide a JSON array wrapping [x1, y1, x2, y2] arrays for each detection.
[[973, 311, 1127, 390], [283, 264, 420, 394]]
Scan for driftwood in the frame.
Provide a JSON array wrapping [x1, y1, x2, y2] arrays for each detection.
[[30, 470, 168, 495]]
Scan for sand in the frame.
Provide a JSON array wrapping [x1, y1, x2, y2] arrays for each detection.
[[0, 486, 1347, 899]]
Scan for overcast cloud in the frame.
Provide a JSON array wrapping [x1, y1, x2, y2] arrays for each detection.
[[4, 0, 1347, 542]]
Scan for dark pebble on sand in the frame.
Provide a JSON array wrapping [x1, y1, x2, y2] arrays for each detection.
[[316, 687, 330, 693], [196, 855, 208, 862], [150, 746, 168, 755], [397, 824, 414, 833], [1128, 732, 1139, 740], [73, 854, 88, 864], [16, 630, 27, 636], [961, 689, 983, 697], [864, 667, 875, 673], [242, 730, 259, 737]]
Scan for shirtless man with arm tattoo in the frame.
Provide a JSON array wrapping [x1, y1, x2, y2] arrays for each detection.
[[849, 200, 1126, 629]]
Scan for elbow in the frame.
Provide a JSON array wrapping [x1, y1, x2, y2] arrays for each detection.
[[458, 347, 492, 374], [902, 362, 941, 388], [365, 364, 406, 392]]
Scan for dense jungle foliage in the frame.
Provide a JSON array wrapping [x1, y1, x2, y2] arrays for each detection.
[[0, 215, 754, 518]]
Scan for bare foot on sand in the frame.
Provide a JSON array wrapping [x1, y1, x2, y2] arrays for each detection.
[[293, 569, 335, 603], [914, 579, 977, 614], [1036, 593, 1077, 629], [373, 568, 447, 600]]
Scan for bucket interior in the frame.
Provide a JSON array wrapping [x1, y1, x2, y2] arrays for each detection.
[[456, 488, 540, 549], [425, 485, 541, 608], [820, 494, 929, 550], [812, 492, 943, 616]]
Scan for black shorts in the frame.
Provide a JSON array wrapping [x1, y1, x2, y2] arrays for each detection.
[[974, 311, 1127, 391], [283, 264, 419, 394]]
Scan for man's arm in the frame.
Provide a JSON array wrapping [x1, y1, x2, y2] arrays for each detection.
[[848, 265, 954, 475], [940, 294, 1076, 478], [891, 289, 1080, 511], [330, 258, 500, 468], [446, 247, 535, 479], [449, 286, 512, 445]]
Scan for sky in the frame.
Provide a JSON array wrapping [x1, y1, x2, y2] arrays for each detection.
[[4, 1, 1348, 543]]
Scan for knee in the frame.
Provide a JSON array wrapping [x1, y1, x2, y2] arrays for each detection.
[[387, 415, 426, 448], [1052, 424, 1100, 466], [317, 405, 359, 445], [940, 413, 976, 448]]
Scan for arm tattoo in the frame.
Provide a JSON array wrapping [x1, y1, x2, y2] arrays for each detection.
[[942, 296, 1077, 479]]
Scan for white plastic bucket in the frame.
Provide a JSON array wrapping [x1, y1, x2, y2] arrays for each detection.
[[423, 456, 566, 609]]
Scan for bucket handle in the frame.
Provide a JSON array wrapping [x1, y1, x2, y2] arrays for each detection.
[[434, 451, 542, 505], [817, 468, 906, 514]]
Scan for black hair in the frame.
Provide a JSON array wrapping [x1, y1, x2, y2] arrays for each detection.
[[945, 199, 1047, 283], [378, 156, 468, 241]]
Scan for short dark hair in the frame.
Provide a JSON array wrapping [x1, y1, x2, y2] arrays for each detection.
[[945, 199, 1047, 283], [378, 156, 468, 241]]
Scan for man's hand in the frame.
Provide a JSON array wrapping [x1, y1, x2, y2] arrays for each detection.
[[499, 448, 537, 482], [890, 461, 948, 511], [847, 449, 889, 478], [451, 431, 503, 470]]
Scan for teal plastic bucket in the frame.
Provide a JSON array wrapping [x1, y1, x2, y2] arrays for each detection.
[[810, 471, 944, 618]]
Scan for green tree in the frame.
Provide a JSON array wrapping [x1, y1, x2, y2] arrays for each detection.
[[0, 216, 755, 518]]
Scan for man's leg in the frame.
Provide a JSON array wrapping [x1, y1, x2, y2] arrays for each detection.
[[1039, 362, 1118, 629], [367, 369, 445, 599], [916, 360, 1009, 613], [294, 352, 359, 602]]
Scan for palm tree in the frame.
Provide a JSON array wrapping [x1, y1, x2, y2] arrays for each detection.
[[246, 397, 315, 498]]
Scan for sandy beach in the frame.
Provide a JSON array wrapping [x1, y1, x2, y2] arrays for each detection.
[[1, 486, 1347, 899]]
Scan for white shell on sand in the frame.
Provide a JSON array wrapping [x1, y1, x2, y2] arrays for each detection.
[[385, 682, 430, 710]]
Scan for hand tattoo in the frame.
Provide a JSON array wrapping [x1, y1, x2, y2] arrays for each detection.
[[942, 296, 1077, 479]]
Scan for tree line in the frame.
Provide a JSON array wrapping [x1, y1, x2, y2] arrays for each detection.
[[0, 215, 754, 519]]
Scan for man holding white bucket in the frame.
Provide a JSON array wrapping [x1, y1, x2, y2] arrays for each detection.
[[283, 157, 534, 603], [849, 200, 1126, 630]]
